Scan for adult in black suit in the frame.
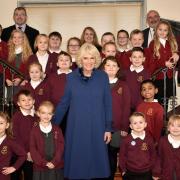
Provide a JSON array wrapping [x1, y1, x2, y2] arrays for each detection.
[[142, 10, 160, 48], [1, 7, 39, 52]]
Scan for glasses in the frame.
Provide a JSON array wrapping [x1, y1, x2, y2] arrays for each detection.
[[68, 45, 80, 47]]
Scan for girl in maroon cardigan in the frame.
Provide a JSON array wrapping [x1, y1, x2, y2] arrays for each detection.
[[158, 115, 180, 180], [19, 62, 50, 110], [30, 101, 64, 180], [6, 29, 32, 87], [149, 20, 179, 107], [0, 112, 26, 180], [100, 56, 131, 180]]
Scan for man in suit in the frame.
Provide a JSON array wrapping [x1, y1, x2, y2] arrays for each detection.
[[142, 10, 160, 48], [1, 7, 39, 52]]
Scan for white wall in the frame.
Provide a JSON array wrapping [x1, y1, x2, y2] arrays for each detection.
[[146, 0, 180, 22], [1, 0, 180, 28]]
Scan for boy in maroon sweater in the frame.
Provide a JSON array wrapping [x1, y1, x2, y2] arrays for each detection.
[[0, 112, 26, 180], [12, 90, 37, 180], [48, 51, 72, 107], [158, 115, 180, 180], [124, 47, 150, 112], [137, 79, 164, 143], [119, 112, 159, 180]]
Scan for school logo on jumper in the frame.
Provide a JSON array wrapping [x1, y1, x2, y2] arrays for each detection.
[[38, 88, 44, 95], [147, 108, 153, 116], [131, 141, 136, 146], [137, 76, 143, 82], [1, 146, 8, 155], [141, 143, 148, 151], [34, 121, 38, 127], [117, 87, 122, 95]]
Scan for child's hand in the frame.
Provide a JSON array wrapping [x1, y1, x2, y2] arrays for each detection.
[[27, 152, 33, 162], [20, 80, 28, 86], [120, 131, 128, 137], [152, 176, 159, 180], [165, 60, 175, 69], [6, 79, 13, 86], [2, 167, 16, 175], [171, 53, 179, 63], [46, 162, 55, 169], [13, 78, 21, 86], [104, 132, 111, 144]]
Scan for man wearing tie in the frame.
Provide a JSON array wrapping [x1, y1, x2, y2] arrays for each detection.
[[142, 10, 160, 48], [1, 7, 39, 52]]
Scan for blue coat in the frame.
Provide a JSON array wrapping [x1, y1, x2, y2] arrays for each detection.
[[54, 68, 112, 179]]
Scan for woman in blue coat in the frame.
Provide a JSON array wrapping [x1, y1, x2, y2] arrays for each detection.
[[53, 43, 112, 179]]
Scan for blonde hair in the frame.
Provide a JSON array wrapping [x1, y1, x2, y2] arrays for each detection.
[[153, 20, 178, 59], [129, 112, 146, 123], [80, 26, 100, 47], [28, 62, 43, 72], [8, 29, 32, 63], [168, 114, 180, 128], [76, 43, 101, 68], [34, 34, 49, 51], [28, 62, 44, 80], [37, 101, 54, 113], [0, 112, 12, 137], [102, 42, 117, 51]]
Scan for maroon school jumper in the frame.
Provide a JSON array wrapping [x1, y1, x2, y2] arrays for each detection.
[[47, 72, 67, 107], [120, 48, 152, 72], [111, 80, 131, 132], [12, 110, 38, 153], [149, 40, 173, 80], [0, 137, 26, 180], [27, 53, 57, 78], [137, 101, 164, 143], [0, 40, 8, 60], [19, 79, 50, 110], [119, 133, 158, 176], [158, 136, 180, 180], [124, 68, 150, 110], [30, 124, 64, 171], [0, 40, 8, 74]]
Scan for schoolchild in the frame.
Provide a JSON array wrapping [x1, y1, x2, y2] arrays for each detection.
[[67, 37, 81, 69], [149, 20, 179, 106], [30, 101, 64, 180], [158, 115, 180, 179], [19, 62, 50, 110], [124, 47, 150, 112], [0, 112, 26, 180], [12, 89, 37, 180], [101, 32, 115, 47], [27, 34, 57, 78], [101, 56, 131, 180], [119, 112, 159, 180], [137, 79, 164, 143], [48, 51, 72, 107]]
